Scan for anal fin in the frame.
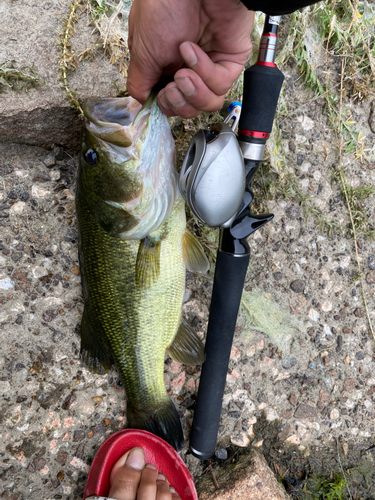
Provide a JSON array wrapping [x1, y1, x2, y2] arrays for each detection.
[[136, 237, 161, 289], [167, 317, 206, 365], [80, 308, 113, 374], [182, 231, 209, 273]]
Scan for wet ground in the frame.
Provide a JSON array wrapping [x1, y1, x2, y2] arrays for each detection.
[[1, 60, 375, 499]]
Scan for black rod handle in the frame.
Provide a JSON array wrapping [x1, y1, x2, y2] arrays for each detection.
[[238, 64, 284, 140], [189, 249, 250, 459]]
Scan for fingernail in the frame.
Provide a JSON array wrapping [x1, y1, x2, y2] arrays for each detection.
[[170, 486, 176, 493], [145, 463, 157, 470], [181, 42, 198, 67], [175, 77, 196, 97], [158, 92, 171, 110], [125, 448, 145, 470], [165, 88, 187, 109], [157, 473, 166, 481]]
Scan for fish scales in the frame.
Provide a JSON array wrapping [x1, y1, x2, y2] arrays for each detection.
[[77, 192, 186, 410]]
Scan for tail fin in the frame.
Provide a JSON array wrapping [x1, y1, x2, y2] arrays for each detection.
[[127, 399, 184, 451]]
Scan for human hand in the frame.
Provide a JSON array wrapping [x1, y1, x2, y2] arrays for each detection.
[[127, 0, 254, 118]]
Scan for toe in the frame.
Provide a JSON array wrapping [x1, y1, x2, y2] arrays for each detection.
[[156, 476, 172, 500], [108, 447, 146, 500]]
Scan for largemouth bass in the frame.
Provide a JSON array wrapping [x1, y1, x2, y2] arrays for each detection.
[[76, 96, 209, 450]]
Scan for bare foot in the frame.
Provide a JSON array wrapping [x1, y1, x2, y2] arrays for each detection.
[[108, 447, 182, 500]]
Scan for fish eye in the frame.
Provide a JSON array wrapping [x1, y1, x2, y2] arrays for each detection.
[[84, 148, 98, 165]]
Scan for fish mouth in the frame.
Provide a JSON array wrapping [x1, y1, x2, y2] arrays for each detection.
[[83, 97, 143, 148]]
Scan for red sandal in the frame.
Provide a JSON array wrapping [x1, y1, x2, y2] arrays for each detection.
[[84, 429, 198, 500]]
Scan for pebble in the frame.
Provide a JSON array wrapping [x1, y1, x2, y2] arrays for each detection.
[[356, 351, 365, 360], [32, 258, 52, 278], [247, 345, 256, 357], [344, 356, 350, 364], [281, 357, 297, 369], [354, 308, 363, 318], [215, 448, 228, 460], [286, 434, 300, 445], [297, 115, 315, 131], [73, 430, 85, 442], [289, 295, 306, 313], [294, 404, 317, 419], [31, 185, 51, 198], [266, 407, 278, 421], [43, 154, 56, 168], [330, 408, 340, 420], [230, 431, 250, 448], [170, 361, 182, 374], [9, 201, 27, 215], [344, 378, 356, 391], [290, 279, 305, 293], [230, 346, 240, 361], [321, 301, 332, 312], [289, 394, 297, 405], [171, 371, 185, 394], [0, 276, 14, 290], [185, 378, 195, 391], [278, 423, 291, 441], [49, 170, 61, 181], [323, 324, 332, 337], [369, 256, 375, 270], [308, 308, 320, 322], [366, 272, 375, 284]]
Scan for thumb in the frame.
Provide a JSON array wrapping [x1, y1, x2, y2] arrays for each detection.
[[127, 54, 161, 104]]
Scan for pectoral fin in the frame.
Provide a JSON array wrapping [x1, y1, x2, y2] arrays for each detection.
[[167, 317, 206, 365], [182, 231, 209, 273], [80, 308, 113, 374], [136, 237, 161, 289]]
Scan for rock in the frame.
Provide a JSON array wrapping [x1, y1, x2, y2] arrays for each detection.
[[344, 379, 356, 391], [321, 301, 332, 312], [0, 276, 14, 291], [73, 430, 85, 442], [354, 308, 363, 318], [33, 457, 46, 470], [330, 408, 340, 420], [278, 423, 291, 442], [290, 280, 305, 293], [356, 351, 365, 360], [171, 371, 186, 394], [289, 295, 306, 313], [197, 449, 290, 500], [9, 201, 27, 215], [0, 0, 130, 148], [369, 256, 375, 270], [281, 357, 297, 369], [308, 308, 320, 322], [366, 272, 375, 284], [289, 394, 297, 405], [215, 449, 228, 461], [297, 115, 315, 131], [230, 432, 250, 448], [43, 154, 56, 168], [294, 404, 317, 419]]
